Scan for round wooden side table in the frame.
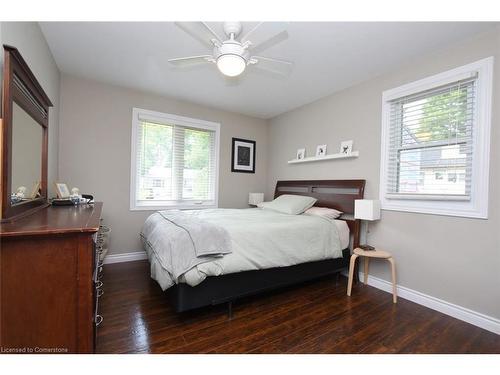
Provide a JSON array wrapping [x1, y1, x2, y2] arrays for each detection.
[[347, 247, 397, 303]]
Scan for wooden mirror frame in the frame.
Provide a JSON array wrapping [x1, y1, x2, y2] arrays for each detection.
[[1, 45, 53, 222]]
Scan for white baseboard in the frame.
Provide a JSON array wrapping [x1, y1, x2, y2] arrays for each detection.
[[104, 251, 147, 264], [343, 271, 500, 335]]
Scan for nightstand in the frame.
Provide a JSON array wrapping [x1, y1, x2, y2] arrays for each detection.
[[347, 247, 397, 303]]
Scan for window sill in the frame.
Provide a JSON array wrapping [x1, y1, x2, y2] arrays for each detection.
[[381, 199, 487, 219]]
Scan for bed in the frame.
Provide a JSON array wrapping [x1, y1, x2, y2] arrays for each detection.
[[143, 179, 365, 313]]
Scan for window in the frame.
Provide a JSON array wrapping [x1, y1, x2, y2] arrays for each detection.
[[130, 108, 220, 210], [379, 58, 493, 218]]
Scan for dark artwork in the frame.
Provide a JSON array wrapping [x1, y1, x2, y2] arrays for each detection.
[[237, 146, 251, 166], [231, 137, 256, 173]]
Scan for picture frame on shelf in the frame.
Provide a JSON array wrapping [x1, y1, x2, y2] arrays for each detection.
[[231, 138, 256, 173], [340, 140, 353, 155], [296, 148, 306, 160], [316, 144, 327, 157]]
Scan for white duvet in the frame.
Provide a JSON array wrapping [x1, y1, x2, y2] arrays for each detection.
[[143, 208, 347, 290]]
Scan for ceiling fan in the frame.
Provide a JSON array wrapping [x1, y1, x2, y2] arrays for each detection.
[[169, 22, 293, 78]]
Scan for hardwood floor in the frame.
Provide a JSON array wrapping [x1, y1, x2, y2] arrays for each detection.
[[97, 260, 500, 354]]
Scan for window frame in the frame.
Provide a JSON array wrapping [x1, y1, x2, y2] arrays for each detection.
[[379, 57, 493, 219], [130, 107, 220, 211]]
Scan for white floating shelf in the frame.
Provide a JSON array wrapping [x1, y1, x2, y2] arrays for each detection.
[[288, 151, 359, 164]]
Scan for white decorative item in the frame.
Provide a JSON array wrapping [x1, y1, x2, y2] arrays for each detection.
[[296, 148, 305, 160], [340, 140, 353, 155], [316, 144, 327, 157], [16, 186, 27, 198], [70, 187, 82, 205], [248, 193, 265, 206]]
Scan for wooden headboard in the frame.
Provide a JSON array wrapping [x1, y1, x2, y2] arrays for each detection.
[[274, 179, 366, 249]]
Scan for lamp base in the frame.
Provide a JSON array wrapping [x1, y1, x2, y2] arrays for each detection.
[[359, 244, 375, 251]]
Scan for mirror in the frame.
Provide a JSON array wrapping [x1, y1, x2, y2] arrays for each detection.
[[10, 102, 43, 205], [1, 45, 52, 222]]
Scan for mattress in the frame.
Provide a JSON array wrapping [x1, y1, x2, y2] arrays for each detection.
[[144, 208, 349, 289]]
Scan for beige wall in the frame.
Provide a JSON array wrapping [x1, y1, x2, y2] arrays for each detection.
[[0, 22, 60, 196], [267, 28, 500, 319], [59, 75, 269, 255]]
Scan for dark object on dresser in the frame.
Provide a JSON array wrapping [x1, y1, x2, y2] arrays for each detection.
[[170, 179, 365, 313], [50, 198, 74, 206], [0, 202, 104, 353]]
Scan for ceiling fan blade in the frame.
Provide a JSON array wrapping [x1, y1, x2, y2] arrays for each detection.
[[250, 30, 289, 55], [251, 56, 293, 76], [174, 22, 222, 47], [168, 55, 213, 67], [241, 22, 289, 53]]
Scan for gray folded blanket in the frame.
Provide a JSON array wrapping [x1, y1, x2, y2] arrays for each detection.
[[158, 211, 232, 257], [141, 210, 232, 288]]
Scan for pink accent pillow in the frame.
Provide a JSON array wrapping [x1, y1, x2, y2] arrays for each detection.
[[304, 206, 343, 220]]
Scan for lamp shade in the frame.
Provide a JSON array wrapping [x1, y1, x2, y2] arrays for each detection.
[[217, 54, 246, 77], [248, 193, 264, 206], [354, 199, 381, 221]]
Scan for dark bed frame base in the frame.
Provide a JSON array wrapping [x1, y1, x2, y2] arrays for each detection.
[[168, 179, 366, 314], [171, 248, 350, 313]]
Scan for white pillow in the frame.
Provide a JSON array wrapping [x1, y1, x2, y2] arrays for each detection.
[[304, 206, 343, 220], [257, 194, 317, 215]]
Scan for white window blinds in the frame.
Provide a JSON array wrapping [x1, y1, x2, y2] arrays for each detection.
[[386, 75, 476, 200], [132, 109, 219, 209]]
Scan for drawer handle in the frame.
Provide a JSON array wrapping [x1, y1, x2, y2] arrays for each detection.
[[95, 280, 103, 289], [97, 288, 104, 298], [95, 314, 103, 327]]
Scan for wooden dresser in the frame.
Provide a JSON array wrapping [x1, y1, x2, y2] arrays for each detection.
[[0, 203, 103, 353]]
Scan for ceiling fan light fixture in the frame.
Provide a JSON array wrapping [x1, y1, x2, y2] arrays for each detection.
[[216, 54, 246, 77], [170, 22, 293, 77]]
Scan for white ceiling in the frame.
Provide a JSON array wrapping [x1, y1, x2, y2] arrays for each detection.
[[40, 22, 496, 119]]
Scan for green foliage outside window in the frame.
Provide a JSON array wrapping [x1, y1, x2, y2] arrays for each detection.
[[407, 85, 470, 144]]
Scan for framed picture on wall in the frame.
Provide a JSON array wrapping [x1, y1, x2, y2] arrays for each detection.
[[231, 138, 256, 173], [340, 140, 353, 155], [296, 148, 306, 160], [316, 144, 327, 157]]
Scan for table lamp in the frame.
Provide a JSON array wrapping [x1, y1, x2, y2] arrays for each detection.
[[354, 199, 381, 250], [248, 193, 264, 206]]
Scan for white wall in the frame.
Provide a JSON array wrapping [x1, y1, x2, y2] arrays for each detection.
[[58, 74, 269, 255], [0, 22, 60, 196], [267, 28, 500, 319]]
